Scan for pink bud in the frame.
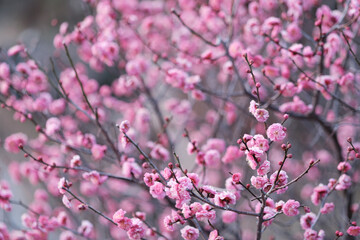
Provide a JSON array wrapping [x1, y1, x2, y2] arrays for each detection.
[[232, 173, 242, 183]]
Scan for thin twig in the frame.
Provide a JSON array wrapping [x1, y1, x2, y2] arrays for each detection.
[[63, 188, 117, 226], [64, 44, 121, 162], [268, 159, 320, 194], [121, 131, 167, 183], [171, 9, 219, 47]]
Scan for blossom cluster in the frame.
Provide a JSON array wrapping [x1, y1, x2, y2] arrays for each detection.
[[1, 0, 360, 239]]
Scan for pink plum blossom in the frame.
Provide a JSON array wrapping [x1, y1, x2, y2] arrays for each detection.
[[267, 123, 287, 142], [347, 226, 360, 236], [180, 226, 199, 240], [300, 212, 316, 229], [113, 209, 133, 230], [282, 200, 300, 216], [214, 191, 236, 207], [4, 133, 27, 153]]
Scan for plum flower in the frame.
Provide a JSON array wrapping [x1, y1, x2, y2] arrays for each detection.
[[282, 200, 300, 216], [249, 100, 258, 114], [270, 170, 288, 194], [62, 195, 72, 209], [122, 158, 142, 178], [320, 202, 334, 214], [163, 216, 175, 231], [149, 182, 165, 199], [200, 185, 217, 198], [347, 226, 360, 236], [91, 144, 107, 160], [311, 184, 328, 205], [335, 174, 351, 190], [251, 175, 269, 189], [304, 229, 324, 240], [127, 218, 145, 240], [222, 211, 237, 223], [232, 173, 242, 183], [82, 171, 107, 185], [222, 145, 243, 163], [143, 173, 160, 187], [119, 120, 130, 133], [209, 230, 224, 240], [267, 123, 287, 142], [0, 182, 12, 211], [254, 108, 269, 122], [113, 209, 133, 230], [150, 144, 170, 162], [78, 220, 93, 238], [204, 149, 220, 167], [7, 44, 25, 56], [70, 155, 81, 168], [91, 41, 119, 67], [195, 204, 216, 222], [166, 177, 193, 208], [300, 212, 316, 229], [4, 133, 28, 153], [246, 146, 266, 170], [257, 160, 270, 175], [214, 191, 236, 207], [58, 178, 71, 194], [45, 117, 61, 136], [180, 226, 199, 240], [252, 135, 270, 151], [249, 98, 269, 122]]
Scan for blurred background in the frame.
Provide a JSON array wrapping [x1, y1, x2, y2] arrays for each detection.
[[0, 0, 87, 60], [0, 0, 86, 232]]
